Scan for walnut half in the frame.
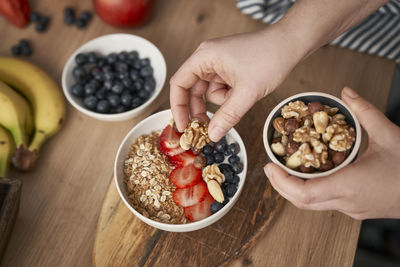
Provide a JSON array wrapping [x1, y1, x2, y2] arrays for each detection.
[[202, 164, 225, 203], [180, 119, 210, 150]]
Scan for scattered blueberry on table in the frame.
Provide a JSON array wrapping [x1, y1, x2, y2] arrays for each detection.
[[10, 39, 32, 56], [70, 51, 156, 114]]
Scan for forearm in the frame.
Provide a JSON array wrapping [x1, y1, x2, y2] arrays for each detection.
[[276, 0, 390, 59]]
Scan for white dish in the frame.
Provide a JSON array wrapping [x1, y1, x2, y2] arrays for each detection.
[[61, 33, 166, 121], [263, 92, 361, 179], [114, 110, 248, 232]]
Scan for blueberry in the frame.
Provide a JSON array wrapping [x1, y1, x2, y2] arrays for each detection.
[[121, 93, 133, 107], [131, 97, 143, 108], [72, 66, 86, 79], [215, 139, 228, 153], [202, 145, 213, 155], [114, 105, 126, 113], [111, 82, 124, 94], [140, 66, 153, 77], [95, 89, 107, 100], [102, 65, 113, 73], [19, 39, 29, 48], [94, 71, 103, 81], [144, 79, 155, 92], [97, 58, 106, 67], [35, 23, 46, 33], [140, 58, 150, 66], [65, 15, 75, 25], [29, 12, 40, 22], [132, 59, 141, 70], [118, 51, 128, 61], [88, 52, 97, 64], [210, 201, 224, 214], [130, 70, 139, 81], [219, 164, 233, 182], [232, 161, 244, 174], [84, 83, 97, 96], [224, 149, 231, 156], [80, 11, 92, 22], [229, 143, 240, 154], [103, 72, 114, 81], [39, 15, 49, 25], [115, 62, 128, 73], [134, 79, 144, 91], [128, 51, 139, 61], [225, 183, 238, 197], [122, 78, 133, 89], [75, 18, 86, 29], [75, 53, 87, 65], [103, 80, 113, 90], [83, 95, 97, 110], [21, 46, 31, 56], [107, 94, 120, 107], [11, 45, 21, 56], [117, 72, 128, 81], [138, 90, 150, 100], [232, 175, 240, 186], [96, 100, 110, 113], [70, 83, 84, 97], [214, 152, 224, 163], [228, 155, 240, 164], [205, 154, 215, 165]]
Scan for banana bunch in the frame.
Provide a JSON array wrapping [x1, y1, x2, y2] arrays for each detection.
[[0, 57, 66, 173], [0, 126, 14, 177]]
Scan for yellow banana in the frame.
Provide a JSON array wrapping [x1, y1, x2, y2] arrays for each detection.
[[0, 80, 33, 148], [0, 126, 14, 177], [0, 57, 66, 171]]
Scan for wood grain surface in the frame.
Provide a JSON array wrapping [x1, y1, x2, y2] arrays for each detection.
[[0, 0, 396, 266]]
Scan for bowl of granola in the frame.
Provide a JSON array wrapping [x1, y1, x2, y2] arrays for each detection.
[[263, 92, 361, 179], [114, 109, 247, 232]]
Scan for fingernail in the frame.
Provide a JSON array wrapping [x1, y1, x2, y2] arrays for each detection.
[[264, 165, 271, 178], [343, 87, 358, 99], [209, 126, 225, 142]]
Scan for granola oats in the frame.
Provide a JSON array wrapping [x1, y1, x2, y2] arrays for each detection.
[[124, 131, 187, 224]]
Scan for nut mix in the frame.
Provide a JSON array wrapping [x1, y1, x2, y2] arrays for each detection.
[[124, 117, 244, 223], [270, 100, 355, 173]]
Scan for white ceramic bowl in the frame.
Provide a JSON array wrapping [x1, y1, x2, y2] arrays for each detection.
[[61, 33, 166, 121], [263, 92, 361, 179], [114, 110, 247, 232]]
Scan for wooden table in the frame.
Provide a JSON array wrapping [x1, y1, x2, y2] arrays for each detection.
[[0, 0, 396, 266]]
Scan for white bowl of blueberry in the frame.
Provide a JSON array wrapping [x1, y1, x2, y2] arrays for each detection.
[[114, 110, 247, 232], [61, 33, 166, 121]]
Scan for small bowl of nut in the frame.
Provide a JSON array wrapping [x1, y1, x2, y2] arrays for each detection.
[[115, 109, 247, 232], [263, 92, 361, 179]]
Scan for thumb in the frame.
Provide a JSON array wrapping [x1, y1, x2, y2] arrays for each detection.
[[341, 86, 394, 139], [208, 86, 258, 142]]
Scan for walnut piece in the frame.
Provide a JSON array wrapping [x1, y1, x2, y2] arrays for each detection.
[[281, 101, 309, 121], [293, 126, 320, 143], [180, 119, 210, 151], [313, 111, 329, 134], [298, 143, 328, 169], [202, 164, 225, 202], [322, 124, 355, 151], [324, 105, 339, 116]]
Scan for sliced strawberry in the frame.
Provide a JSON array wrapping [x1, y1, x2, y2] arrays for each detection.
[[169, 150, 196, 167], [170, 164, 201, 188], [184, 193, 214, 222], [0, 0, 30, 28], [159, 125, 185, 157], [173, 181, 207, 207]]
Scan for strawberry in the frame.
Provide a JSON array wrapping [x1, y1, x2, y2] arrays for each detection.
[[170, 164, 201, 188], [0, 0, 30, 28], [158, 125, 185, 157], [169, 150, 196, 167], [184, 193, 214, 222], [173, 181, 207, 207]]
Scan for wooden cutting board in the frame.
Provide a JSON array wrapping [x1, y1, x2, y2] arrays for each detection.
[[93, 98, 285, 267]]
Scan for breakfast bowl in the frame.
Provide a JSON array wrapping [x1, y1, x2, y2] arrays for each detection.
[[263, 92, 361, 179], [61, 33, 166, 121], [114, 110, 247, 232]]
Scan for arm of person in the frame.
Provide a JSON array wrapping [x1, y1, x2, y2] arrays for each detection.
[[170, 0, 389, 141]]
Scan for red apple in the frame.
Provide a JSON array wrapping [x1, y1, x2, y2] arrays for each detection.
[[93, 0, 155, 28]]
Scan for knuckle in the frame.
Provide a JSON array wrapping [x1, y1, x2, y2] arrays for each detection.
[[169, 74, 179, 86], [197, 39, 214, 50], [355, 100, 374, 114]]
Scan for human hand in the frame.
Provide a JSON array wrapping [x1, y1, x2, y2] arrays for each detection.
[[265, 87, 400, 220], [170, 25, 306, 141]]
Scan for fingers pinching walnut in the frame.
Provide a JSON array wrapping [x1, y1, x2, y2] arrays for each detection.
[[180, 118, 210, 151], [270, 100, 356, 173]]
